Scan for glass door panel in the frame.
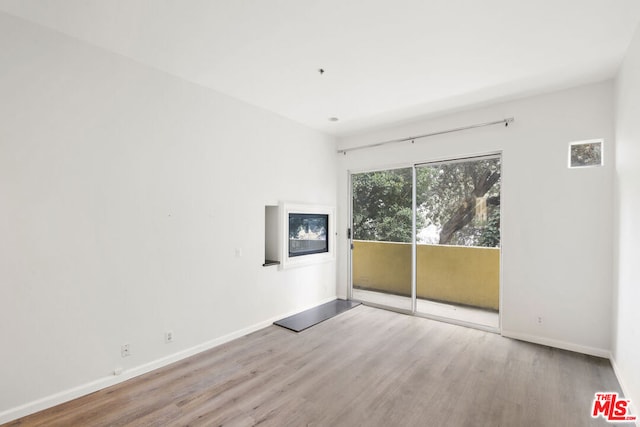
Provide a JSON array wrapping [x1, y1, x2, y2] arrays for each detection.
[[350, 167, 413, 312], [415, 156, 501, 329]]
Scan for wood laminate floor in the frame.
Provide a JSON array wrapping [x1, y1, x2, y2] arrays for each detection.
[[4, 305, 623, 426]]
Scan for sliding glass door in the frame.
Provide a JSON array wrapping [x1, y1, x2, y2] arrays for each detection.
[[415, 155, 501, 329], [350, 167, 413, 312], [350, 155, 501, 330]]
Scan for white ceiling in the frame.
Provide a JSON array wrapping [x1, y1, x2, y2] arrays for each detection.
[[1, 0, 639, 136]]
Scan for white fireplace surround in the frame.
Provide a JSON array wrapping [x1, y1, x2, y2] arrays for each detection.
[[280, 202, 336, 270]]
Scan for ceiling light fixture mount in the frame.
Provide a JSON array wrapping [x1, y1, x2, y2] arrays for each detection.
[[318, 68, 325, 75]]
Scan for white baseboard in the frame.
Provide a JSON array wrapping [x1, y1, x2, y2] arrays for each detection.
[[0, 296, 337, 425], [499, 331, 638, 425], [501, 329, 610, 358], [609, 353, 640, 427]]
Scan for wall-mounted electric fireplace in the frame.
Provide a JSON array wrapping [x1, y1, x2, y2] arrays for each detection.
[[277, 203, 335, 269], [289, 213, 329, 257]]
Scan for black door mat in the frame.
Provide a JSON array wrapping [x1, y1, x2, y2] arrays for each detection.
[[274, 299, 361, 332]]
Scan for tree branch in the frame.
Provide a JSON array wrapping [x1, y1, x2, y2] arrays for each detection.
[[439, 171, 500, 244]]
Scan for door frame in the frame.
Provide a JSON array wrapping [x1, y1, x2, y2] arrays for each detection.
[[348, 152, 503, 333]]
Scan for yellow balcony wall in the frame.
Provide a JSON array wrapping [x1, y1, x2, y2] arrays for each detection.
[[352, 241, 499, 310]]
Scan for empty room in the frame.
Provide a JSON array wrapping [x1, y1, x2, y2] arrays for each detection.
[[1, 1, 639, 426]]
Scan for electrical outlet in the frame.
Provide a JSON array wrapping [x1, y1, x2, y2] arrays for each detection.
[[121, 343, 130, 357], [165, 331, 174, 343], [537, 316, 543, 324]]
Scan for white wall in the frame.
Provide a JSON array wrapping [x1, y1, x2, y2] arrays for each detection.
[[337, 82, 614, 356], [613, 23, 640, 408], [0, 13, 337, 422]]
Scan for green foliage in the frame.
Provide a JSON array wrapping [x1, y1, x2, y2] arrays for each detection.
[[418, 158, 501, 247], [352, 158, 501, 248], [478, 207, 500, 247], [352, 168, 423, 243]]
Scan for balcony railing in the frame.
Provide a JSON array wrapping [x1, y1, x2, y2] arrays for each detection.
[[352, 240, 499, 310]]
